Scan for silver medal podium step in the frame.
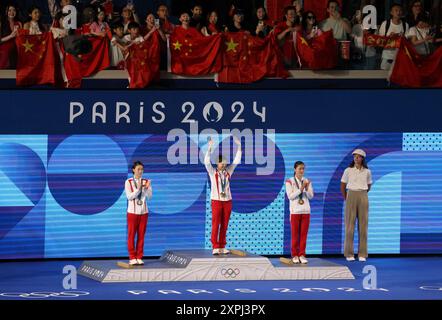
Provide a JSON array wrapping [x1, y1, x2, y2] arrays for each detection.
[[78, 250, 354, 283]]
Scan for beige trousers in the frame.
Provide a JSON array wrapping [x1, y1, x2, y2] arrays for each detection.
[[344, 190, 369, 258]]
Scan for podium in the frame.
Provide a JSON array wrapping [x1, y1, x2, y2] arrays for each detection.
[[78, 249, 354, 283]]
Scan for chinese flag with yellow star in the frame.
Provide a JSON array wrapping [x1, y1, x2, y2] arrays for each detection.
[[295, 30, 338, 70], [217, 32, 288, 83], [16, 32, 59, 86], [126, 31, 161, 88], [390, 38, 442, 88], [170, 26, 223, 76]]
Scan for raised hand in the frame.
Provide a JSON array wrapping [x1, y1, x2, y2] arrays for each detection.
[[207, 137, 214, 149]]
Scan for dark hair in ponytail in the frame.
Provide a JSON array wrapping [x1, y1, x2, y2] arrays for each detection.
[[294, 161, 305, 169], [132, 161, 144, 171]]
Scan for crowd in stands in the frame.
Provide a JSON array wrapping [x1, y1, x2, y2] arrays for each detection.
[[1, 0, 442, 73]]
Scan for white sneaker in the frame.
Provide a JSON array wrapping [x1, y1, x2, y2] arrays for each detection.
[[292, 256, 300, 264], [346, 256, 355, 262], [358, 257, 367, 262], [299, 256, 308, 264], [129, 259, 138, 265], [137, 259, 144, 265], [220, 248, 230, 255], [212, 249, 220, 255]]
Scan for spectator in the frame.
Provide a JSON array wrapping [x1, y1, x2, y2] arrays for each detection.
[[378, 3, 409, 71], [114, 21, 144, 87], [225, 8, 248, 33], [110, 22, 128, 68], [156, 3, 175, 34], [252, 6, 272, 38], [201, 11, 220, 36], [292, 0, 304, 22], [90, 1, 114, 21], [320, 0, 352, 41], [174, 10, 206, 44], [189, 4, 203, 31], [350, 9, 377, 70], [143, 13, 166, 41], [90, 6, 110, 37], [406, 1, 425, 27], [178, 11, 191, 30], [123, 21, 144, 46], [50, 11, 68, 39], [0, 5, 21, 69], [302, 10, 322, 40], [1, 4, 22, 37], [407, 13, 435, 55], [23, 6, 46, 35], [275, 6, 300, 68], [121, 5, 139, 34], [81, 6, 96, 35]]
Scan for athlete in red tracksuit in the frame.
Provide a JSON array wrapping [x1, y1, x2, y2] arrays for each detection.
[[125, 161, 152, 266], [285, 161, 314, 264], [205, 136, 242, 255]]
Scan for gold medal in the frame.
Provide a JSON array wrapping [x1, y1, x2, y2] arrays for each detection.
[[298, 199, 304, 205]]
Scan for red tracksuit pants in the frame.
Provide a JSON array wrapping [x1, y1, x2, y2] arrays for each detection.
[[290, 214, 310, 257], [127, 213, 148, 260], [211, 200, 232, 249]]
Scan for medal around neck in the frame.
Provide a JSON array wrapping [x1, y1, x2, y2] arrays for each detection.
[[219, 171, 228, 198], [133, 178, 144, 206], [294, 177, 305, 205]]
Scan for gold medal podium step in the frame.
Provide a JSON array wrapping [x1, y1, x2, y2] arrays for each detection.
[[78, 249, 354, 283]]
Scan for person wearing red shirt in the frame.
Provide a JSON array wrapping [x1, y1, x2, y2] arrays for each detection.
[[274, 6, 301, 68]]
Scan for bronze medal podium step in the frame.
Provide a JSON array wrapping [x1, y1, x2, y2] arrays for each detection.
[[78, 249, 354, 283]]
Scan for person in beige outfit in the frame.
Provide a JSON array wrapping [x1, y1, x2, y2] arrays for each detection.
[[340, 149, 372, 262]]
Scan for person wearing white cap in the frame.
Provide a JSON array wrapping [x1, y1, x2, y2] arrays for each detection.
[[340, 149, 372, 262]]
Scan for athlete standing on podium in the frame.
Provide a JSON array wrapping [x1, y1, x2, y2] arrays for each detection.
[[125, 161, 152, 266], [205, 136, 242, 255]]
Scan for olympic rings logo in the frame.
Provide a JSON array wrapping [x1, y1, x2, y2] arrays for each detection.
[[221, 267, 240, 278], [0, 291, 90, 299]]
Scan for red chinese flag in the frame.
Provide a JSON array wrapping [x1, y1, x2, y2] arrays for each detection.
[[126, 31, 161, 88], [390, 38, 442, 88], [16, 32, 58, 86], [80, 36, 111, 77], [170, 26, 223, 76], [217, 32, 288, 84], [296, 30, 338, 70], [420, 47, 442, 87], [64, 35, 111, 88]]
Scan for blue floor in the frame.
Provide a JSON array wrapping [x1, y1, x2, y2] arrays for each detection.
[[0, 257, 441, 300]]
